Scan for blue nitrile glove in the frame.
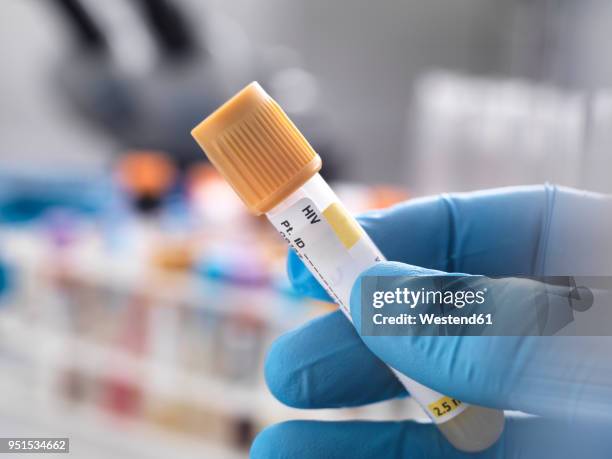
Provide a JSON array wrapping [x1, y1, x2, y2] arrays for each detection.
[[252, 185, 612, 458]]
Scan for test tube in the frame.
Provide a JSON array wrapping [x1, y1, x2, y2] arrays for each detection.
[[191, 82, 504, 452]]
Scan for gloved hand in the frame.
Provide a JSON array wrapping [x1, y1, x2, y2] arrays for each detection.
[[251, 185, 612, 458]]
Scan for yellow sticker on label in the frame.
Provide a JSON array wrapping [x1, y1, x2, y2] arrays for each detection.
[[428, 396, 463, 418], [322, 202, 362, 250]]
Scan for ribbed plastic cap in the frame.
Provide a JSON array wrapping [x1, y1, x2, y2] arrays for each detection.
[[191, 82, 322, 215]]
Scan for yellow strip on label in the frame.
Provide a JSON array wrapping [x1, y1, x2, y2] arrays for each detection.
[[427, 396, 463, 418], [322, 202, 362, 250]]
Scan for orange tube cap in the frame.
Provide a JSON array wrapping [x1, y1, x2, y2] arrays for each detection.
[[191, 82, 322, 215]]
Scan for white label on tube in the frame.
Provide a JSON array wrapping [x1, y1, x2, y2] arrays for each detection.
[[269, 197, 468, 423]]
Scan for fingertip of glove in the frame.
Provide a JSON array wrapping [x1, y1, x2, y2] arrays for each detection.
[[286, 249, 331, 301], [264, 333, 299, 408], [250, 422, 300, 458]]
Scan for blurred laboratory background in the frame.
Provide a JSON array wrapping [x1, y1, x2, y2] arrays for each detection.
[[0, 0, 611, 458]]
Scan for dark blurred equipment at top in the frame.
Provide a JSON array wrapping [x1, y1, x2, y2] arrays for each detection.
[[49, 0, 225, 168], [53, 0, 109, 53], [48, 0, 338, 174], [136, 0, 198, 59]]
